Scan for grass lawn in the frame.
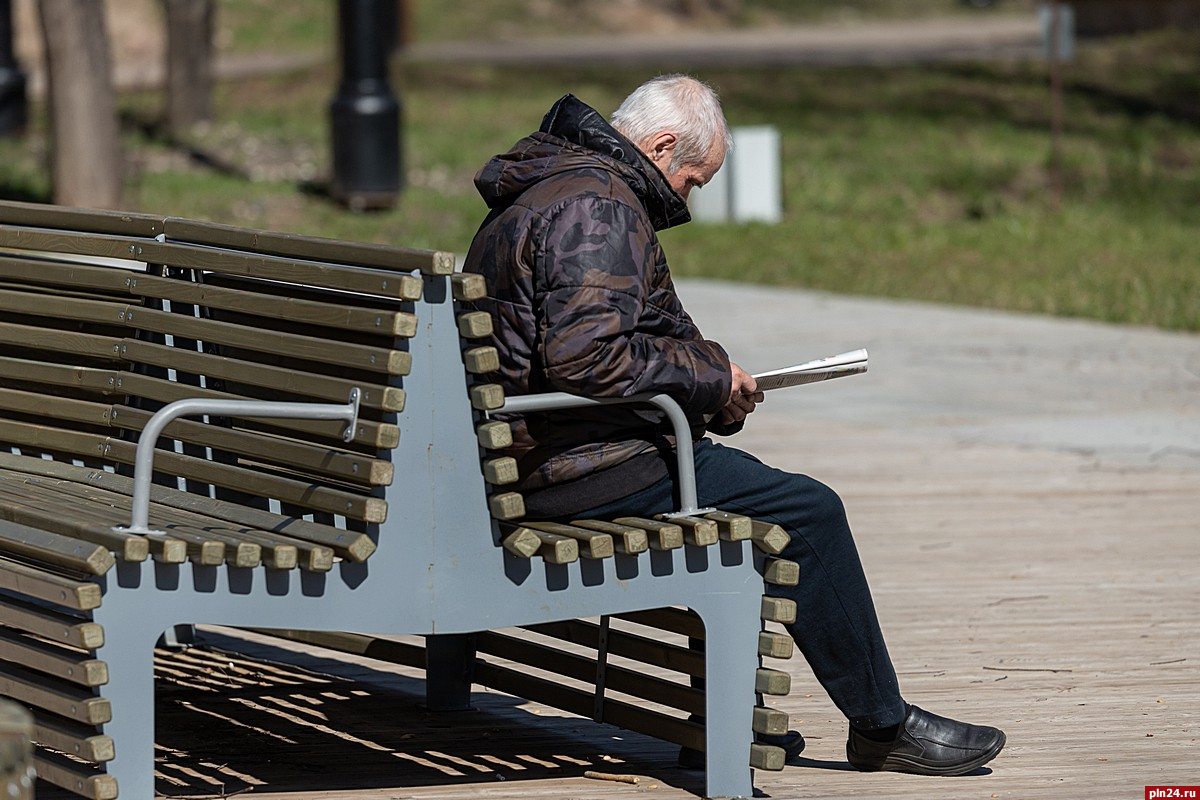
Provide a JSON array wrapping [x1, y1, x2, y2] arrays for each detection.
[[0, 3, 1195, 332]]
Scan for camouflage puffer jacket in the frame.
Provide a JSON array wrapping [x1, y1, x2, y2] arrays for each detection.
[[462, 94, 733, 491]]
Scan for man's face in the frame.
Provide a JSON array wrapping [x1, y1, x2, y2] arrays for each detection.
[[645, 135, 726, 203]]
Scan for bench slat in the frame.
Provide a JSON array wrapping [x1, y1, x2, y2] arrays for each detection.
[[124, 306, 411, 376], [0, 595, 103, 650], [475, 631, 705, 716], [524, 619, 704, 677], [0, 454, 376, 563], [0, 255, 135, 293], [111, 404, 393, 488], [115, 372, 399, 449], [0, 357, 119, 396], [118, 340, 406, 414], [32, 748, 118, 800], [0, 520, 115, 576], [0, 477, 172, 563], [471, 659, 705, 751], [0, 661, 110, 724], [101, 438, 387, 524], [566, 519, 649, 555], [523, 522, 613, 560], [0, 198, 163, 236], [0, 557, 101, 610], [33, 715, 114, 763], [0, 628, 108, 687], [131, 273, 419, 337], [163, 216, 454, 276], [0, 322, 122, 362], [612, 517, 684, 550]]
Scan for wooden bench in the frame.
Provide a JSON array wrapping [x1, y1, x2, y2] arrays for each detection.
[[0, 200, 801, 800]]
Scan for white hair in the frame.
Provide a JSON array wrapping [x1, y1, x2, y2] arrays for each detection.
[[610, 74, 732, 172]]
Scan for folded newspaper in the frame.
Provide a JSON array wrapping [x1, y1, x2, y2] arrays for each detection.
[[751, 348, 868, 391]]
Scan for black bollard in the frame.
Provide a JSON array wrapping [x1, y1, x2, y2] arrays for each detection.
[[329, 0, 402, 210], [0, 0, 27, 137]]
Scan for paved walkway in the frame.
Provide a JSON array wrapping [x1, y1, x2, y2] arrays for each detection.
[[678, 279, 1200, 474]]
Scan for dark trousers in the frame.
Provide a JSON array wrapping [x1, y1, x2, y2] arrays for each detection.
[[569, 438, 907, 730]]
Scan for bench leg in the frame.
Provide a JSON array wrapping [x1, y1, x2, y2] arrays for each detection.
[[94, 625, 160, 799], [696, 596, 761, 800], [424, 633, 477, 711]]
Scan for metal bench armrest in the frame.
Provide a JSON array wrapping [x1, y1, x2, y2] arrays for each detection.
[[115, 391, 362, 535], [498, 392, 714, 518]]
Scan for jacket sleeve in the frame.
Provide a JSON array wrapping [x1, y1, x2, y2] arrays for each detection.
[[534, 194, 732, 417]]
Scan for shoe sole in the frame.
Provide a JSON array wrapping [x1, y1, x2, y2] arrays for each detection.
[[879, 731, 1007, 776]]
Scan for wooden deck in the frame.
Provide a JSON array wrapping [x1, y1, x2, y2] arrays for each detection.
[[35, 414, 1193, 800]]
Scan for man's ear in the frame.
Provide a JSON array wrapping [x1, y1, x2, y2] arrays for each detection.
[[644, 131, 678, 168]]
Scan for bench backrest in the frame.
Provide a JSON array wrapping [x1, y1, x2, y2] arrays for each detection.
[[0, 200, 452, 570]]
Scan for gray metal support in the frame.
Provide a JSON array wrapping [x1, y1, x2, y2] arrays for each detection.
[[114, 390, 361, 535], [498, 392, 714, 517]]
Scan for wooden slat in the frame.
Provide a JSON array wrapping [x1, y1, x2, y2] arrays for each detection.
[[450, 272, 486, 300], [0, 628, 107, 687], [469, 383, 505, 411], [763, 558, 799, 586], [664, 515, 719, 546], [115, 372, 398, 449], [0, 253, 143, 294], [476, 631, 705, 716], [130, 272, 419, 337], [500, 525, 541, 558], [33, 714, 114, 763], [567, 519, 650, 555], [761, 596, 797, 624], [752, 706, 789, 736], [0, 662, 110, 724], [124, 305, 411, 376], [162, 216, 454, 276], [705, 510, 752, 541], [0, 388, 113, 428], [612, 517, 684, 550], [0, 454, 376, 563], [481, 457, 519, 486], [616, 607, 704, 640], [0, 521, 114, 576], [456, 311, 493, 339], [0, 357, 119, 396], [111, 404, 393, 488], [488, 492, 525, 521], [0, 288, 128, 328], [523, 522, 613, 560], [524, 619, 704, 677], [0, 557, 101, 611], [475, 421, 512, 449], [0, 198, 164, 236], [0, 481, 152, 562], [504, 526, 578, 564], [755, 668, 792, 696], [750, 743, 787, 771], [462, 346, 500, 374], [0, 322, 123, 362], [750, 520, 789, 555], [101, 438, 387, 524], [758, 631, 793, 660], [118, 339, 406, 414], [32, 748, 118, 800], [0, 595, 103, 650], [471, 659, 704, 751]]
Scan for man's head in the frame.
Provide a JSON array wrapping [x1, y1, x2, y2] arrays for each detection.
[[611, 74, 732, 202]]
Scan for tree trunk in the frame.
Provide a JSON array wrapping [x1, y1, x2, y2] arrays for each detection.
[[162, 0, 214, 133], [36, 0, 122, 208]]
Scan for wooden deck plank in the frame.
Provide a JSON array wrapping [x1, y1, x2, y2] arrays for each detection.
[[29, 421, 1200, 800]]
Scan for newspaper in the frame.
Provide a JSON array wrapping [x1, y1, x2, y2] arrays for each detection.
[[751, 348, 868, 391]]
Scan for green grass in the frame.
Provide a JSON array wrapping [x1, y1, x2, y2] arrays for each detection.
[[2, 6, 1196, 332]]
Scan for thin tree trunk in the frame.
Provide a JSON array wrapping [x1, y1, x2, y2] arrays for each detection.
[[162, 0, 214, 133], [37, 0, 122, 208]]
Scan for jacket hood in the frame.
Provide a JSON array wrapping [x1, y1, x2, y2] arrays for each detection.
[[473, 94, 691, 231]]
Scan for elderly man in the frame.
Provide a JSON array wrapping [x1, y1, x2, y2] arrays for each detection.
[[463, 74, 1005, 776]]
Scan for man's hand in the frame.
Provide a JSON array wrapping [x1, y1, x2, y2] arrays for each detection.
[[720, 362, 764, 426]]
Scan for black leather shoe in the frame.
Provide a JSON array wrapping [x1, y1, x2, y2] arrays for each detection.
[[678, 729, 805, 770], [847, 705, 1005, 776]]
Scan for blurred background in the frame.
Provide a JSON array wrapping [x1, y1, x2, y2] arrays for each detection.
[[1, 0, 1196, 332]]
